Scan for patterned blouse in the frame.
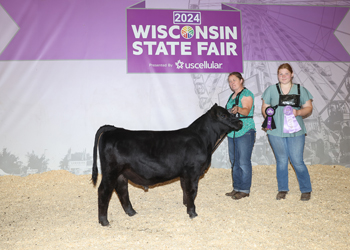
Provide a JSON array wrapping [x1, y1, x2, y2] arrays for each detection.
[[226, 88, 256, 138]]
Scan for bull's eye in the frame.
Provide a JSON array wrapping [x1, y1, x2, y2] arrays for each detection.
[[219, 114, 226, 118]]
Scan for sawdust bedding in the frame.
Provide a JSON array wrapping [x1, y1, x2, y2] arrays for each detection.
[[1, 164, 349, 249]]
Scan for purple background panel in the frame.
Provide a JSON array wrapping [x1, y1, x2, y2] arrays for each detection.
[[0, 0, 140, 60], [127, 8, 243, 73], [228, 4, 350, 62], [1, 1, 347, 62], [129, 1, 145, 9]]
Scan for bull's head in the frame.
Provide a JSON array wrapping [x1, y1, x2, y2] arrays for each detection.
[[211, 104, 243, 131]]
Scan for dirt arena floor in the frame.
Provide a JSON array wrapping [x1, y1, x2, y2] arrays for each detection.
[[1, 164, 349, 250]]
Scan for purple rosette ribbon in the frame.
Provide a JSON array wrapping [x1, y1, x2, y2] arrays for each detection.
[[262, 106, 276, 130], [283, 105, 301, 133]]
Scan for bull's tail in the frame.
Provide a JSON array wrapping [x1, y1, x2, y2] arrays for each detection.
[[92, 125, 115, 186]]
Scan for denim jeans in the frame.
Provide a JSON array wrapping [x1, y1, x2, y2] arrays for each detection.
[[228, 129, 256, 193], [268, 134, 312, 193]]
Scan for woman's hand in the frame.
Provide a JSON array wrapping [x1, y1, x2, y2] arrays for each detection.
[[230, 106, 240, 114], [293, 100, 313, 118]]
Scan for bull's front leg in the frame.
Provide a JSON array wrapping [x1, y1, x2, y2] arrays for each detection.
[[181, 176, 200, 219], [115, 174, 136, 217], [180, 177, 188, 206]]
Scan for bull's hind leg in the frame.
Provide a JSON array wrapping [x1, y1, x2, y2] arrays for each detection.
[[98, 177, 115, 226], [115, 174, 136, 216]]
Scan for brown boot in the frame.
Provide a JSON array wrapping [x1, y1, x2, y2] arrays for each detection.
[[301, 192, 311, 201], [231, 192, 249, 200], [225, 190, 237, 196], [276, 191, 288, 200]]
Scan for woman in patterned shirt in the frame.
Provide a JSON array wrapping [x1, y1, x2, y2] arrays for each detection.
[[225, 72, 256, 200]]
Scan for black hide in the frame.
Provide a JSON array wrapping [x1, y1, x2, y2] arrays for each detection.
[[92, 104, 242, 226]]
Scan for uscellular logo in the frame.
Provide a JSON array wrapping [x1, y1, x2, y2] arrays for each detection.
[[175, 59, 223, 70]]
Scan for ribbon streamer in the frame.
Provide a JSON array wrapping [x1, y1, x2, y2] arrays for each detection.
[[283, 105, 301, 133]]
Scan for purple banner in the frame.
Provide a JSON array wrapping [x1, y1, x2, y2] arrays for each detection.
[[126, 5, 243, 73]]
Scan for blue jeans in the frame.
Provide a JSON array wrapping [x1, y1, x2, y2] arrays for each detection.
[[268, 134, 312, 193], [228, 129, 256, 193]]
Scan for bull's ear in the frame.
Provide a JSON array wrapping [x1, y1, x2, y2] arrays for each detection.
[[209, 103, 218, 112], [211, 103, 218, 113], [209, 104, 217, 116]]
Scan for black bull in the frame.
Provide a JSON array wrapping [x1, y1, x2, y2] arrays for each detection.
[[92, 104, 243, 226]]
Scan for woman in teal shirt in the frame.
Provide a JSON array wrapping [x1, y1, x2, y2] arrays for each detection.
[[262, 63, 313, 201], [225, 72, 256, 200]]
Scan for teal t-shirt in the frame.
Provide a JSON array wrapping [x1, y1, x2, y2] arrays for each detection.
[[226, 88, 256, 138], [262, 83, 313, 137]]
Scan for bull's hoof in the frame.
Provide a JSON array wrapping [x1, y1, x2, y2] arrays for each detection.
[[99, 216, 110, 227], [126, 209, 137, 217], [100, 221, 110, 227], [189, 212, 198, 219]]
